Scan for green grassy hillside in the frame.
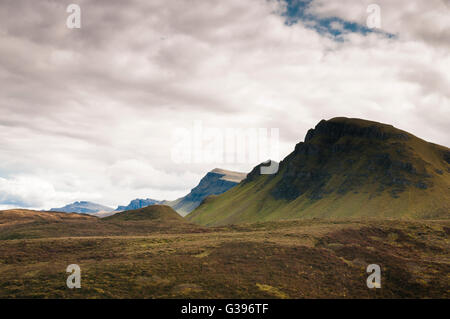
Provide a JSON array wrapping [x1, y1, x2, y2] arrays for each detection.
[[105, 205, 184, 222], [187, 117, 450, 226]]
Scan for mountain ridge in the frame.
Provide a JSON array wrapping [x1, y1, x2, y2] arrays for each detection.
[[187, 117, 450, 226]]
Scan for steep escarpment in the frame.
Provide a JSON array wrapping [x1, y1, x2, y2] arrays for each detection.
[[271, 118, 437, 201]]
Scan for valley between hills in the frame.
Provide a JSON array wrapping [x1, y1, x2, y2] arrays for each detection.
[[0, 118, 448, 298]]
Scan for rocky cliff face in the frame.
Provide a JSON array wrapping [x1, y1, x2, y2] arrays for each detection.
[[271, 117, 433, 201], [303, 118, 409, 143]]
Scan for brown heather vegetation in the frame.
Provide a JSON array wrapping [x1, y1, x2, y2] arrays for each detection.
[[0, 208, 448, 298]]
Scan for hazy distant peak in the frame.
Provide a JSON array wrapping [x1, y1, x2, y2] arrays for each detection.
[[50, 201, 114, 214], [114, 198, 161, 212]]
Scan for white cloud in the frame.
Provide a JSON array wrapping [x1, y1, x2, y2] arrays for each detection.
[[0, 175, 93, 209]]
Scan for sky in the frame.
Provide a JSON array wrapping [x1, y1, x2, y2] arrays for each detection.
[[0, 0, 449, 210]]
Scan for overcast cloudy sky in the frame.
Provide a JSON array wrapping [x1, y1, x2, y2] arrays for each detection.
[[0, 0, 449, 210]]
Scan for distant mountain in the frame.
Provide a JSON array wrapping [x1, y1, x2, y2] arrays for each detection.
[[115, 198, 161, 212], [50, 201, 114, 214], [163, 168, 247, 216], [187, 117, 450, 226]]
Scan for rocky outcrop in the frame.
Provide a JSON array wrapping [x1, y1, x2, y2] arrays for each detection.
[[304, 118, 409, 143]]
